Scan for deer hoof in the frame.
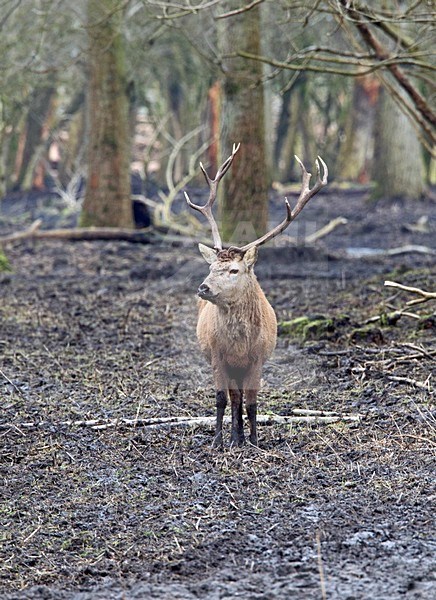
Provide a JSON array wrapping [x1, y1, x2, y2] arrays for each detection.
[[212, 434, 224, 450], [230, 432, 246, 447]]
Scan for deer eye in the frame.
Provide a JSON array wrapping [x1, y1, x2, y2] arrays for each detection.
[[229, 268, 239, 275]]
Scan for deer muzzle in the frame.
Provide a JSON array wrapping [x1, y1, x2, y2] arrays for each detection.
[[197, 282, 217, 302]]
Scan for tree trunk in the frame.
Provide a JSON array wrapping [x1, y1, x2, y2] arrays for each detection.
[[13, 79, 57, 190], [218, 2, 268, 245], [81, 0, 133, 228], [276, 87, 303, 183], [274, 87, 292, 177], [372, 87, 425, 199], [336, 75, 379, 183]]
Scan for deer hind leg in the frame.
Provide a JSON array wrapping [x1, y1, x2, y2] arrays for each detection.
[[229, 387, 244, 447], [245, 391, 258, 446]]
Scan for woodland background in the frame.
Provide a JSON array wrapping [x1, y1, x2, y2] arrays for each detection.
[[0, 0, 434, 242]]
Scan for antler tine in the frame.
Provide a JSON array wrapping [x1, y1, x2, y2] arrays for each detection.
[[185, 144, 241, 251], [236, 198, 292, 252], [291, 154, 328, 221], [237, 155, 328, 252]]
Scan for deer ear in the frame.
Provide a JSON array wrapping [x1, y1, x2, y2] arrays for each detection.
[[198, 243, 218, 264], [243, 246, 258, 268]]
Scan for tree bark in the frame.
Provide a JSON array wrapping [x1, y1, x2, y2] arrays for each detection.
[[276, 86, 304, 183], [218, 2, 268, 244], [13, 78, 57, 190], [336, 75, 379, 183], [372, 87, 425, 200], [81, 0, 133, 228]]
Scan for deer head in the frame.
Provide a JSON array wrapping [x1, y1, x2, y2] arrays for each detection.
[[185, 144, 328, 305], [196, 245, 258, 305]]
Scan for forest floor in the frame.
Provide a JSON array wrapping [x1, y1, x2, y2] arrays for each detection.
[[0, 187, 435, 599]]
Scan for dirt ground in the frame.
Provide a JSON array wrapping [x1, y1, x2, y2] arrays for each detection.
[[0, 188, 435, 599]]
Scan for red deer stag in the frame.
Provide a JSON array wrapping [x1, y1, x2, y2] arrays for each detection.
[[185, 144, 328, 447]]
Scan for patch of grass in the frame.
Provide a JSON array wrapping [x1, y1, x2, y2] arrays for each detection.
[[0, 249, 11, 272]]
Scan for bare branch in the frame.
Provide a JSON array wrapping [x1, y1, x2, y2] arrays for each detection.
[[384, 281, 436, 306], [216, 0, 265, 20], [336, 0, 436, 129]]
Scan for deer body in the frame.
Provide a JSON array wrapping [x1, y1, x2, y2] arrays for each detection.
[[185, 145, 327, 447], [197, 250, 276, 368], [197, 288, 276, 369]]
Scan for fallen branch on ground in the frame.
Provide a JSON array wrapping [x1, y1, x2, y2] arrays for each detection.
[[1, 410, 362, 432], [0, 219, 153, 245], [388, 374, 432, 391], [384, 280, 436, 306], [305, 217, 348, 243], [348, 245, 436, 259]]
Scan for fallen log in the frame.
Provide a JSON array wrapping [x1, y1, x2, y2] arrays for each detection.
[[0, 219, 154, 245], [1, 410, 362, 433]]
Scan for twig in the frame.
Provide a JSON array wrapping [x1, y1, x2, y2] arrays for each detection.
[[348, 245, 436, 259], [0, 369, 24, 396], [273, 217, 348, 245], [216, 0, 265, 19], [22, 523, 42, 544], [388, 375, 432, 392], [396, 343, 435, 361]]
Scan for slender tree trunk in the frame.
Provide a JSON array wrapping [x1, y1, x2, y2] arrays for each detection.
[[372, 87, 425, 199], [274, 87, 292, 176], [276, 87, 303, 182], [81, 0, 133, 228], [13, 79, 56, 190], [218, 3, 268, 245], [206, 81, 221, 174], [336, 75, 379, 183]]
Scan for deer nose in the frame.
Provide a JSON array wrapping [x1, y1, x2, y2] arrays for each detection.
[[198, 283, 210, 297]]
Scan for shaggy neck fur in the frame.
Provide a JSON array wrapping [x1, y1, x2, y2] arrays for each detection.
[[215, 273, 263, 341]]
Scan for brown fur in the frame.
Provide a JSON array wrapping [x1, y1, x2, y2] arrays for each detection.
[[197, 279, 276, 371]]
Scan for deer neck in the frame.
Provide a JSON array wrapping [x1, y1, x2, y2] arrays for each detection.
[[217, 274, 263, 322]]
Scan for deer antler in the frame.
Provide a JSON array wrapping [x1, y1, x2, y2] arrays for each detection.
[[236, 155, 328, 252], [185, 143, 240, 251]]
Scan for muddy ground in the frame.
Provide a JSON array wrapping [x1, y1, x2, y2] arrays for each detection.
[[0, 188, 435, 599]]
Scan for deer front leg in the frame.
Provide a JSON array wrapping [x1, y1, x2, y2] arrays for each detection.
[[214, 389, 227, 449], [212, 361, 229, 449], [244, 364, 262, 446], [229, 387, 244, 447]]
